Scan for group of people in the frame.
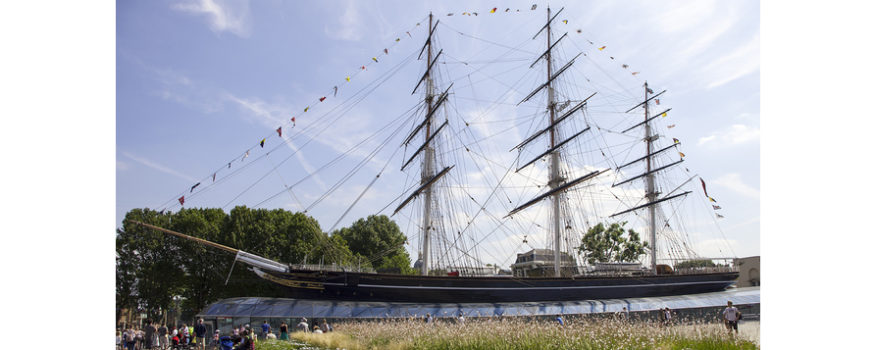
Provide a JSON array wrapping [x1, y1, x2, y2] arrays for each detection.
[[117, 318, 208, 350]]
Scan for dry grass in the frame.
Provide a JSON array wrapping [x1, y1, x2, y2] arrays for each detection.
[[275, 317, 759, 350]]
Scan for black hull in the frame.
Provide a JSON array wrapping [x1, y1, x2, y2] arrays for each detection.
[[256, 269, 738, 303]]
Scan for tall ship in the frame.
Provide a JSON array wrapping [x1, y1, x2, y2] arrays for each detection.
[[132, 8, 739, 303]]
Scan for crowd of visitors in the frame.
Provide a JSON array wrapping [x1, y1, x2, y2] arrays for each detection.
[[117, 318, 333, 350]]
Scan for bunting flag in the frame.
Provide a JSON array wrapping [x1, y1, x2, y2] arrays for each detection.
[[276, 126, 282, 137], [716, 214, 724, 219], [679, 152, 685, 158], [361, 65, 366, 70], [532, 4, 537, 10], [622, 64, 629, 68], [242, 150, 249, 161], [304, 106, 309, 112], [372, 57, 378, 63], [447, 13, 454, 16], [260, 138, 265, 148], [383, 48, 388, 54], [462, 12, 469, 16], [646, 87, 654, 94], [346, 76, 351, 82], [190, 182, 200, 192], [490, 8, 497, 13], [333, 86, 338, 96], [178, 196, 185, 205], [710, 197, 717, 203], [319, 96, 326, 102], [700, 178, 712, 199], [291, 116, 296, 127], [395, 38, 400, 42], [228, 162, 231, 169], [712, 205, 722, 210], [673, 137, 680, 144], [667, 124, 676, 128], [506, 8, 510, 12], [655, 98, 660, 105], [212, 172, 216, 182], [406, 31, 411, 37], [632, 72, 640, 75], [473, 12, 478, 16], [661, 112, 668, 117], [599, 46, 606, 51], [577, 29, 582, 33], [562, 20, 568, 24]]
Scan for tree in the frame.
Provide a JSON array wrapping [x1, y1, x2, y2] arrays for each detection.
[[334, 215, 414, 274], [674, 259, 717, 269], [577, 222, 649, 265]]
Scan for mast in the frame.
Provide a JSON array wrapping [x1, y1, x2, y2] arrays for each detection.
[[643, 82, 658, 274], [421, 12, 435, 276], [545, 7, 563, 277]]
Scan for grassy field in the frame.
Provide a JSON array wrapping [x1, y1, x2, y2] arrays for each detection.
[[254, 318, 759, 350]]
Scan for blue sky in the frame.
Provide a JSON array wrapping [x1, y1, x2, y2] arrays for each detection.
[[116, 0, 761, 264]]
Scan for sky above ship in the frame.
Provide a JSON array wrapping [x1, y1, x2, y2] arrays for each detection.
[[116, 0, 760, 263]]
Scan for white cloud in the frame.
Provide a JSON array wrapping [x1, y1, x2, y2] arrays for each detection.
[[698, 124, 759, 146], [172, 0, 252, 38], [704, 34, 760, 89], [122, 151, 196, 183], [712, 173, 759, 199], [324, 2, 363, 41]]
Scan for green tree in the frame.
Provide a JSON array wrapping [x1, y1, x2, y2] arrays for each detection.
[[674, 259, 717, 269], [577, 222, 649, 265], [334, 215, 414, 274]]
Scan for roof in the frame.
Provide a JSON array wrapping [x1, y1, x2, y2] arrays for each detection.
[[196, 287, 759, 319]]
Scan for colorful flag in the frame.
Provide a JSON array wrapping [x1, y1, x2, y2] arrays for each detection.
[[577, 29, 582, 33], [562, 20, 568, 24], [679, 152, 685, 158], [598, 46, 606, 51], [395, 38, 400, 42], [632, 72, 640, 75], [709, 197, 717, 203], [667, 124, 676, 129], [532, 4, 537, 10], [291, 117, 296, 127], [319, 96, 326, 102], [473, 12, 478, 16], [506, 8, 510, 12], [716, 214, 724, 218], [361, 65, 366, 70], [372, 57, 378, 63], [260, 138, 265, 148], [647, 88, 654, 94], [212, 172, 216, 182], [700, 178, 711, 198], [655, 98, 660, 105], [406, 31, 411, 37], [713, 205, 722, 210], [242, 150, 249, 161], [333, 86, 338, 96], [304, 106, 309, 112], [661, 112, 667, 117], [610, 56, 614, 60], [228, 162, 231, 169], [673, 138, 680, 144], [178, 196, 185, 205], [190, 182, 200, 192], [622, 64, 629, 68], [277, 126, 282, 137], [490, 8, 497, 13], [346, 76, 350, 82], [447, 13, 454, 16], [384, 48, 388, 54]]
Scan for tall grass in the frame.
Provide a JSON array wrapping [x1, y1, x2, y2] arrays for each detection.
[[267, 318, 759, 350]]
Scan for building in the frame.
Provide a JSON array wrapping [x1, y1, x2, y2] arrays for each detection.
[[733, 256, 760, 287], [511, 249, 579, 277]]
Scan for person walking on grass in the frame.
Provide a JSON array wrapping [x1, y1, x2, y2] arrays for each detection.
[[195, 318, 207, 350], [722, 301, 740, 335]]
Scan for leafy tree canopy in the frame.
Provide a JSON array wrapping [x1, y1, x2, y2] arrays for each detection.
[[333, 215, 414, 274], [577, 222, 649, 265]]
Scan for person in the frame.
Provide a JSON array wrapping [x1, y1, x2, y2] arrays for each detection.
[[266, 331, 276, 340], [189, 324, 196, 345], [125, 327, 136, 350], [279, 321, 289, 340], [722, 301, 740, 335], [135, 326, 143, 350], [261, 320, 271, 340], [312, 325, 323, 334], [181, 323, 189, 345], [622, 307, 630, 321], [457, 312, 465, 324], [320, 319, 332, 333], [233, 330, 252, 350], [296, 318, 310, 332], [144, 321, 155, 349], [213, 330, 220, 349], [555, 315, 564, 326], [117, 330, 123, 350], [664, 307, 673, 326], [157, 324, 168, 350], [195, 318, 207, 350], [425, 313, 433, 324]]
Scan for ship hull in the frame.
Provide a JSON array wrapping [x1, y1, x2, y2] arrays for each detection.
[[255, 269, 738, 303]]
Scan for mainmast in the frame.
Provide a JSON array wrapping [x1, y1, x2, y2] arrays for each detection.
[[545, 7, 563, 277], [508, 7, 606, 277], [421, 12, 436, 276], [643, 82, 658, 273]]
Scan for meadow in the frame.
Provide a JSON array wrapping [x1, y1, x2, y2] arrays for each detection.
[[254, 317, 759, 350]]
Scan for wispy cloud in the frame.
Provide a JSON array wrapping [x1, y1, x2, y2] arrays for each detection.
[[172, 0, 252, 37], [712, 173, 759, 199], [122, 151, 197, 183], [324, 1, 363, 41], [703, 33, 759, 89], [698, 123, 759, 146]]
